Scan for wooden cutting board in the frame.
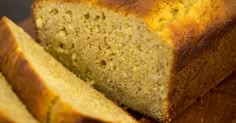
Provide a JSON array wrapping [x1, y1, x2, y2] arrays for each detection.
[[19, 18, 236, 123]]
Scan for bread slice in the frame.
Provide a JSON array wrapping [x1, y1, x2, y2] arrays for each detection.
[[32, 0, 236, 121], [0, 73, 39, 123], [0, 17, 137, 123]]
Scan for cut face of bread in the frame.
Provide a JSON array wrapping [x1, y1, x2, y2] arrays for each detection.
[[0, 17, 137, 123], [33, 0, 236, 121], [33, 1, 173, 120], [0, 73, 39, 123]]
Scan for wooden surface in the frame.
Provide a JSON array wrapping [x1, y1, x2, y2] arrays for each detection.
[[20, 18, 236, 123]]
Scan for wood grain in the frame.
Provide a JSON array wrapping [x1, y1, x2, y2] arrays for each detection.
[[20, 18, 236, 123]]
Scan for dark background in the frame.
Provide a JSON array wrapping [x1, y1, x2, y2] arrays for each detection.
[[0, 0, 33, 22]]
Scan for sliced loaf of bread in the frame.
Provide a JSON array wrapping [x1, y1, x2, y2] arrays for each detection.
[[33, 0, 236, 121], [0, 17, 137, 123], [0, 73, 39, 123]]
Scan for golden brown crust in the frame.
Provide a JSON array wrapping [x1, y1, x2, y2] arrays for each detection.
[[173, 18, 236, 71], [147, 0, 236, 71], [0, 17, 56, 123], [0, 112, 14, 123], [168, 0, 236, 70], [166, 22, 236, 120]]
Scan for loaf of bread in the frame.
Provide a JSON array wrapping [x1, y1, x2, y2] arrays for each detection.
[[32, 0, 236, 121], [0, 73, 39, 123], [0, 17, 137, 123]]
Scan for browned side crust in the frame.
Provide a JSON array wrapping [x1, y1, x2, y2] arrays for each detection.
[[167, 23, 236, 120], [0, 17, 55, 123], [0, 112, 14, 123], [0, 17, 109, 123], [172, 16, 236, 71]]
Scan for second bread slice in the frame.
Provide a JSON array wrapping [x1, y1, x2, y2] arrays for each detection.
[[0, 73, 38, 123], [0, 17, 137, 123]]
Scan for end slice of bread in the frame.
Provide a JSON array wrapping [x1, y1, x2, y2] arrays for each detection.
[[0, 17, 137, 123], [0, 73, 39, 123]]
